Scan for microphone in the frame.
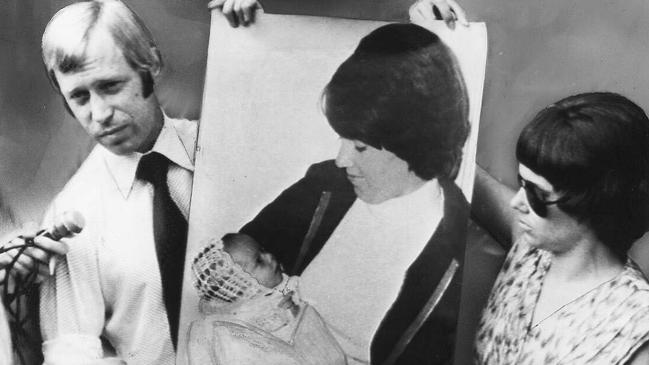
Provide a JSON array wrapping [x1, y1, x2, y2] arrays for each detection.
[[39, 211, 85, 274]]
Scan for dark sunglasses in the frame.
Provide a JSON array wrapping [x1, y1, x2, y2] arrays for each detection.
[[517, 174, 568, 217]]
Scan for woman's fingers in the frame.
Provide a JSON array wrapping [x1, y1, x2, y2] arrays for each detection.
[[207, 0, 226, 9], [409, 0, 435, 22], [233, 0, 248, 26], [446, 0, 469, 26], [409, 0, 469, 29], [211, 0, 239, 27], [222, 0, 239, 27], [433, 0, 455, 24], [209, 0, 259, 27], [240, 0, 258, 25]]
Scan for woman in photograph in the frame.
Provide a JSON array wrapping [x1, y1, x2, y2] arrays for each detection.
[[240, 23, 471, 365]]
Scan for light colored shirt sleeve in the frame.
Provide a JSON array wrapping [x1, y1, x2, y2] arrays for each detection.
[[40, 201, 110, 364]]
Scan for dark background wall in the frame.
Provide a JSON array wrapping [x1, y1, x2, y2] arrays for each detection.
[[461, 0, 649, 187]]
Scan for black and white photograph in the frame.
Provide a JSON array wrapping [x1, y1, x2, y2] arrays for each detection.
[[1, 0, 648, 364]]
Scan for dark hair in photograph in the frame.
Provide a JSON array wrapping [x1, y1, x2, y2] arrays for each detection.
[[516, 92, 649, 258], [323, 23, 470, 181]]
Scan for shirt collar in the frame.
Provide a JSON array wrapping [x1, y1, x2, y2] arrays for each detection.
[[102, 113, 195, 198]]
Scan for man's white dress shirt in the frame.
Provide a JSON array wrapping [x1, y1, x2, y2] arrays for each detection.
[[39, 115, 196, 365]]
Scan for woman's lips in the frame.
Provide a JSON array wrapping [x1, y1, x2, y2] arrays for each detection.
[[518, 220, 531, 231]]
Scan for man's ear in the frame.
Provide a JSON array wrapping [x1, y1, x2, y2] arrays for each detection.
[[49, 70, 75, 118], [138, 46, 162, 98], [149, 46, 162, 76], [139, 70, 155, 98]]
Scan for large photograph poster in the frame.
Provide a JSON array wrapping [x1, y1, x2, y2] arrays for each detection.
[[179, 10, 486, 363], [5, 1, 649, 364]]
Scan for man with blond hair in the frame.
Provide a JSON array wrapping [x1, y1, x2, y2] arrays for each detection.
[[36, 1, 192, 363], [5, 1, 266, 362]]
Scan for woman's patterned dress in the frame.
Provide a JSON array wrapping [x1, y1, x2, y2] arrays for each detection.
[[475, 239, 649, 364]]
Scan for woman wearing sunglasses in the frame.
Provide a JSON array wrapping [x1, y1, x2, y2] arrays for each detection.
[[473, 92, 649, 364]]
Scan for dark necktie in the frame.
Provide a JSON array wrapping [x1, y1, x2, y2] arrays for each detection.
[[136, 152, 187, 349]]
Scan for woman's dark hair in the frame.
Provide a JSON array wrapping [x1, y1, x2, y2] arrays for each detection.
[[323, 23, 470, 181], [517, 92, 649, 258]]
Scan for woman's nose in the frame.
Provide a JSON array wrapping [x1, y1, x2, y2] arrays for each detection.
[[335, 139, 353, 168], [510, 187, 530, 214]]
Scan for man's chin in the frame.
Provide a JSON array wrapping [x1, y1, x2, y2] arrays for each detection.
[[102, 142, 137, 156]]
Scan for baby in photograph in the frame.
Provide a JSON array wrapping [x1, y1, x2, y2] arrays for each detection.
[[186, 233, 346, 365]]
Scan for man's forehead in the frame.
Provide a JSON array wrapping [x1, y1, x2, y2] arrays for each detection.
[[55, 49, 133, 92], [57, 29, 130, 77]]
